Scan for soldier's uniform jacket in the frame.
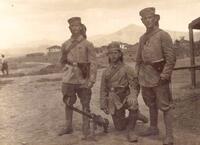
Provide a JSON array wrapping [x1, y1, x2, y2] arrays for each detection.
[[60, 35, 97, 84], [136, 27, 176, 87], [100, 62, 140, 114]]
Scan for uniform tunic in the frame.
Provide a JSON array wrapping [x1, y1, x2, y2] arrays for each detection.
[[100, 62, 140, 114], [60, 35, 97, 85], [136, 27, 176, 87]]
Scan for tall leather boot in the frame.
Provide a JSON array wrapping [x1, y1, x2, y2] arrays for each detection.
[[141, 106, 159, 136], [127, 110, 138, 142], [58, 105, 73, 136], [81, 105, 91, 140], [163, 109, 174, 145], [112, 108, 127, 131]]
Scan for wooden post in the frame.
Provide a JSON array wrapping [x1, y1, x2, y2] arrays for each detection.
[[189, 27, 196, 88]]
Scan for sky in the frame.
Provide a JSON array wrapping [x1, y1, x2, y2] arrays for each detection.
[[0, 0, 200, 52]]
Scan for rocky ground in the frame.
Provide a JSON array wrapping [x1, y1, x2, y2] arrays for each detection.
[[0, 62, 200, 145]]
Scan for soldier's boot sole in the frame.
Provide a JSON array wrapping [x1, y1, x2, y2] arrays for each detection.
[[127, 131, 138, 143], [163, 142, 174, 145], [163, 132, 174, 145], [140, 127, 159, 136], [81, 134, 97, 141], [58, 128, 73, 136]]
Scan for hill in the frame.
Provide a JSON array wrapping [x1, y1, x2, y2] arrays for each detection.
[[89, 24, 200, 47]]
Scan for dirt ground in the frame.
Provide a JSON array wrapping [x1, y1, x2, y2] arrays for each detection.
[[0, 63, 200, 145]]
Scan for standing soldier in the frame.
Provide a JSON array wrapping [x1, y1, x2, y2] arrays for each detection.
[[1, 54, 9, 76], [136, 7, 176, 145], [100, 42, 148, 142], [59, 17, 97, 140]]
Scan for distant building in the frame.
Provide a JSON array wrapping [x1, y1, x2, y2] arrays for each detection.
[[122, 42, 139, 62], [174, 38, 190, 58], [47, 45, 61, 53], [25, 52, 45, 62], [46, 45, 61, 63], [26, 52, 45, 57]]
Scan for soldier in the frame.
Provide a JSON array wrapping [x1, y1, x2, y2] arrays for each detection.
[[59, 17, 97, 140], [136, 7, 176, 145], [100, 42, 148, 142], [1, 54, 9, 76]]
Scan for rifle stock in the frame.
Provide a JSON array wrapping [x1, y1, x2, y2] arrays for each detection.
[[67, 104, 109, 133]]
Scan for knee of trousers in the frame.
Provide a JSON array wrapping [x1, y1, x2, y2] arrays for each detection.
[[158, 103, 172, 112], [63, 95, 77, 105], [157, 96, 172, 111]]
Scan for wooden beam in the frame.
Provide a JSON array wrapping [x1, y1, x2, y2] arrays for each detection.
[[189, 27, 196, 88], [174, 65, 200, 70]]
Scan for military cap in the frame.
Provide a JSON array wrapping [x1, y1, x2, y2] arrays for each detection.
[[107, 42, 122, 53], [139, 7, 156, 17], [68, 17, 81, 25]]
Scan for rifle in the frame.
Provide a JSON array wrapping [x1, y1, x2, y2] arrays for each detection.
[[66, 104, 109, 137]]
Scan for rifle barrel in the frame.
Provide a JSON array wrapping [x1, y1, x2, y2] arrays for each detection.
[[67, 105, 93, 119]]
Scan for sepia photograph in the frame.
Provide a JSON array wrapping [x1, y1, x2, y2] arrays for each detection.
[[0, 0, 200, 145]]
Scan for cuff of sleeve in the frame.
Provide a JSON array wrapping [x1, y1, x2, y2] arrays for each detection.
[[160, 73, 170, 80]]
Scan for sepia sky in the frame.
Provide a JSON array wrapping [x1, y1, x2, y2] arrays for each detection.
[[0, 0, 200, 50]]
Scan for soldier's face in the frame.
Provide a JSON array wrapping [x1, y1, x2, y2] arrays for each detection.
[[108, 50, 122, 63], [69, 23, 82, 35], [141, 15, 156, 29]]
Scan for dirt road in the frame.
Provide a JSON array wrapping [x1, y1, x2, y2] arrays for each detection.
[[0, 69, 200, 145]]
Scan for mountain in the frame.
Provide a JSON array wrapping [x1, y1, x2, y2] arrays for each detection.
[[89, 24, 200, 47], [5, 24, 200, 57]]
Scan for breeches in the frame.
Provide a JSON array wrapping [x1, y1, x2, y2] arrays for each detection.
[[62, 83, 91, 135], [112, 107, 127, 131], [62, 83, 91, 106], [141, 82, 173, 111]]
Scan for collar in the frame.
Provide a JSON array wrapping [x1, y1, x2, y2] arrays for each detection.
[[145, 26, 159, 34], [70, 35, 84, 43], [110, 61, 123, 69]]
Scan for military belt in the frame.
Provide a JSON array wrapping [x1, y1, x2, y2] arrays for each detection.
[[109, 86, 128, 92], [142, 60, 166, 74]]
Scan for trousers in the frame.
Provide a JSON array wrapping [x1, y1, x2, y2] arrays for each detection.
[[62, 83, 91, 136]]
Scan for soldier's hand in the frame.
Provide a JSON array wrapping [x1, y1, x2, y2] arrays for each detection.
[[127, 96, 137, 108], [158, 77, 169, 85], [160, 73, 170, 81], [101, 107, 109, 115], [87, 81, 94, 88], [81, 81, 94, 88]]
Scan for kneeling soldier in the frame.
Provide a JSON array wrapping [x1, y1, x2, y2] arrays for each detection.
[[100, 42, 147, 142]]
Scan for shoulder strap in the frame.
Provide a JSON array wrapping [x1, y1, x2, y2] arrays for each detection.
[[105, 64, 124, 83], [65, 38, 84, 55], [61, 39, 85, 64], [140, 28, 161, 48]]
